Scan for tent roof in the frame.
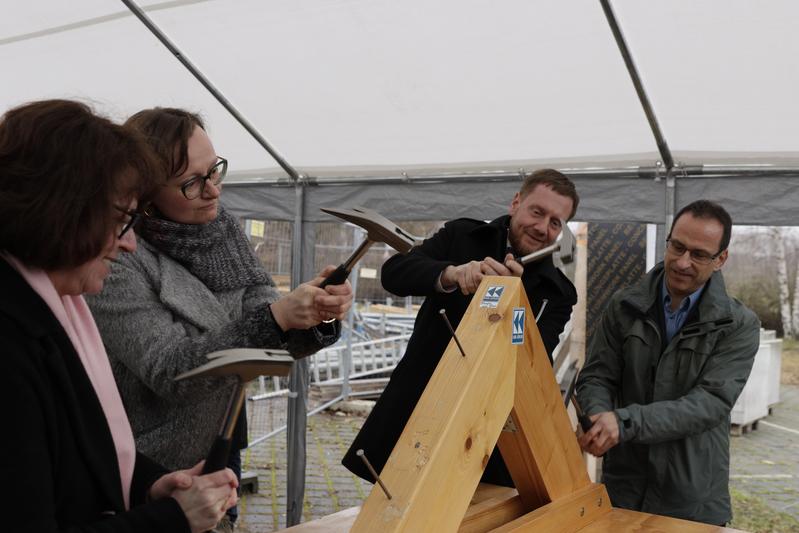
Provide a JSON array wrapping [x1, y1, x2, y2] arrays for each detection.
[[4, 1, 799, 227], [5, 0, 799, 179]]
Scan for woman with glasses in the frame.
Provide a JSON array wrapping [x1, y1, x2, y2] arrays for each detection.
[[0, 100, 238, 532], [87, 107, 352, 532]]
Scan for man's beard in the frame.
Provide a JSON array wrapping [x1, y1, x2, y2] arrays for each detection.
[[509, 227, 548, 256]]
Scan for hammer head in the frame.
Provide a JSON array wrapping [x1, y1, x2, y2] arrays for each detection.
[[555, 223, 576, 264], [321, 206, 418, 253], [174, 348, 294, 383]]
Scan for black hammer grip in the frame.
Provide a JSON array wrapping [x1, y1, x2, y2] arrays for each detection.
[[577, 414, 594, 433], [201, 436, 232, 474], [319, 264, 350, 289]]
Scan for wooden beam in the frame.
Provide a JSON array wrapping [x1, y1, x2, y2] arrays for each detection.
[[351, 277, 525, 532], [496, 305, 591, 508], [488, 483, 610, 532], [459, 490, 526, 533], [281, 506, 358, 532], [579, 508, 746, 533]]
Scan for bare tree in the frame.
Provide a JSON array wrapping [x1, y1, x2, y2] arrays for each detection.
[[773, 226, 794, 338], [792, 242, 799, 336]]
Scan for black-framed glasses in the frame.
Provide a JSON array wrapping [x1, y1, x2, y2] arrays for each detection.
[[665, 238, 723, 265], [116, 208, 141, 239], [179, 157, 228, 200]]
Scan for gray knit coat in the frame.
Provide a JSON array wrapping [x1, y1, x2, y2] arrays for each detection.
[[87, 238, 338, 470]]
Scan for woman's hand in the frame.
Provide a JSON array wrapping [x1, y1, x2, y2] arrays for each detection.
[[270, 265, 354, 330], [167, 463, 238, 533], [147, 464, 196, 501], [313, 265, 354, 323]]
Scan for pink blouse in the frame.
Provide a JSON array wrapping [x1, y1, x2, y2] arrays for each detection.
[[4, 254, 136, 509]]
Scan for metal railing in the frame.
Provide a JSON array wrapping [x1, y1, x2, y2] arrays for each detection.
[[309, 333, 410, 384], [358, 312, 416, 336], [247, 329, 410, 447]]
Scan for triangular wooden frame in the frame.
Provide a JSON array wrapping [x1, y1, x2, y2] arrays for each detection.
[[285, 276, 743, 532]]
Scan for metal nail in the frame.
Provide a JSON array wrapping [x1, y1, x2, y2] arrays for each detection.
[[439, 308, 466, 357], [356, 449, 392, 500]]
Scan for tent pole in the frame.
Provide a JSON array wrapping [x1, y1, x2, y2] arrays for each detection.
[[286, 182, 309, 526], [224, 164, 799, 186], [120, 0, 300, 181], [600, 0, 674, 172], [600, 0, 677, 229], [665, 167, 676, 233]]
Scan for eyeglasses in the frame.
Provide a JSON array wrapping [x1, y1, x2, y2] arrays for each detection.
[[179, 157, 228, 200], [665, 239, 723, 265], [115, 207, 141, 239]]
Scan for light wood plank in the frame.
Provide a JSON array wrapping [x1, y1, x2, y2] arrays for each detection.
[[459, 492, 526, 533], [578, 508, 747, 533], [281, 506, 359, 532], [488, 483, 610, 532], [497, 301, 591, 508], [351, 277, 524, 532], [469, 483, 518, 505]]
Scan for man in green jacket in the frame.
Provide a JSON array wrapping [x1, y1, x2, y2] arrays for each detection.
[[576, 199, 760, 525]]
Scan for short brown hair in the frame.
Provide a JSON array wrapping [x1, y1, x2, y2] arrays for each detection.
[[125, 107, 205, 180], [0, 99, 160, 270], [519, 169, 579, 220]]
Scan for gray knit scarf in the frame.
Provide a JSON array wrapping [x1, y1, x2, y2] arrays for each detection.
[[138, 205, 270, 292]]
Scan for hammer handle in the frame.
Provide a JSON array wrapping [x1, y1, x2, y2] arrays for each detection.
[[319, 264, 350, 289], [578, 414, 594, 433], [202, 436, 232, 474]]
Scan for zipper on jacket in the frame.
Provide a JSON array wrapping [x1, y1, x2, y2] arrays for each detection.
[[644, 317, 661, 403]]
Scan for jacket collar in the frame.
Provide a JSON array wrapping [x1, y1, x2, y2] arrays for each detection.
[[622, 262, 732, 325], [0, 257, 62, 338], [468, 215, 574, 297]]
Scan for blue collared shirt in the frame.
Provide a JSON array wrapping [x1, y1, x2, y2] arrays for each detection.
[[662, 280, 705, 343]]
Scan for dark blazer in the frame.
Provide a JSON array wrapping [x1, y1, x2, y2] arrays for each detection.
[[342, 216, 577, 485], [0, 258, 189, 533]]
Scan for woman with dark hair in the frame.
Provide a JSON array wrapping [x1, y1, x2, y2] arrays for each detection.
[[87, 107, 352, 531], [0, 99, 238, 532]]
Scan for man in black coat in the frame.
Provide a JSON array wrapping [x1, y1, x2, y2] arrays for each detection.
[[342, 169, 579, 487]]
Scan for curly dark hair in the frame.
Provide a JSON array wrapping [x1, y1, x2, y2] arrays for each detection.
[[0, 99, 161, 270]]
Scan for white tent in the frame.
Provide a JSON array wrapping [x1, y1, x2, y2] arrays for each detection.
[[4, 0, 799, 227], [5, 0, 799, 524]]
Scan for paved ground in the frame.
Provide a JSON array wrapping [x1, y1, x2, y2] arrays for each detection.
[[729, 385, 799, 522], [236, 400, 370, 532], [235, 386, 799, 532]]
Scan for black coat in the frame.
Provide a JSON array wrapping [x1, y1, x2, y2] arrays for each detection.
[[0, 258, 189, 532], [342, 216, 577, 485]]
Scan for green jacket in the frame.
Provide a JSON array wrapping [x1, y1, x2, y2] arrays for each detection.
[[577, 263, 759, 525]]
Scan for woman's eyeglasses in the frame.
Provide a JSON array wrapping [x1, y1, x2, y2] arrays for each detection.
[[180, 157, 228, 200], [115, 208, 141, 239]]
